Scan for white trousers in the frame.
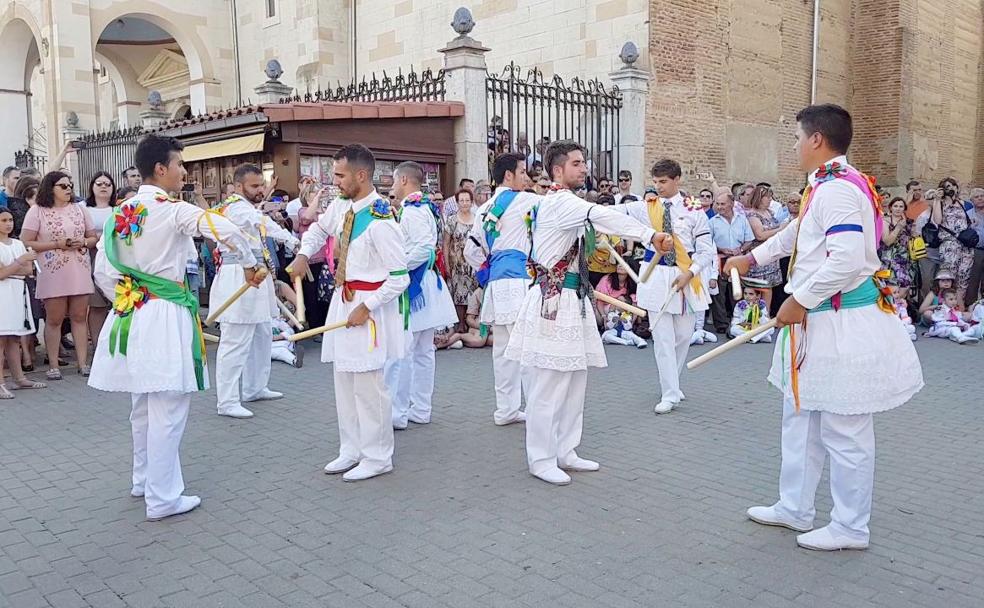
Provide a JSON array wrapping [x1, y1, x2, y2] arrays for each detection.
[[130, 391, 191, 519], [271, 341, 295, 365], [649, 311, 695, 403], [491, 322, 528, 424], [384, 328, 436, 426], [334, 368, 394, 471], [774, 394, 875, 542], [525, 368, 586, 474], [216, 321, 272, 411], [601, 328, 647, 347]]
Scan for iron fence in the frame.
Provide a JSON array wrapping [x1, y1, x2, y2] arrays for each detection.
[[279, 67, 446, 104], [13, 149, 46, 174], [486, 63, 621, 183], [74, 126, 145, 195]]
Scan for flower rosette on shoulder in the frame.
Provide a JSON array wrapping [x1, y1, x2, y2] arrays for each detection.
[[114, 202, 148, 246], [370, 198, 394, 219], [814, 161, 847, 183]]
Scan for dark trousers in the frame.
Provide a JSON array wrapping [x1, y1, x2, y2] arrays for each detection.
[[966, 249, 984, 306], [710, 277, 736, 333], [302, 262, 331, 328]]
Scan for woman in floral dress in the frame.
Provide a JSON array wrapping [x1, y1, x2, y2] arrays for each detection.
[[879, 197, 915, 300], [443, 188, 479, 331], [932, 178, 976, 303], [744, 185, 788, 306], [20, 172, 97, 379]]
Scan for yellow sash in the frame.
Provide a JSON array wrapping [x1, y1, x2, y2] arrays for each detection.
[[647, 200, 703, 296]]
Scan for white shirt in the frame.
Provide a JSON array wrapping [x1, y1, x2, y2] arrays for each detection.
[[613, 192, 714, 312], [286, 197, 303, 223], [752, 155, 881, 310], [397, 191, 439, 269], [215, 195, 298, 263]]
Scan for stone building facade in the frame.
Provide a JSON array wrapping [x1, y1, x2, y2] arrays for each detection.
[[1, 0, 982, 192]]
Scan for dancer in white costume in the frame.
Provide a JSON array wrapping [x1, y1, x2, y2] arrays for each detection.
[[89, 135, 262, 520], [287, 144, 409, 482], [209, 164, 299, 419], [504, 141, 673, 486], [725, 104, 923, 550], [384, 162, 458, 429], [613, 159, 714, 414], [464, 152, 538, 426]]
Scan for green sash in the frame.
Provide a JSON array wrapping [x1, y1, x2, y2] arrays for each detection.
[[103, 215, 207, 391]]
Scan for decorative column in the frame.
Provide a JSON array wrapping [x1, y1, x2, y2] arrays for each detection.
[[253, 60, 294, 104], [609, 42, 648, 188], [439, 8, 490, 184], [140, 91, 170, 129]]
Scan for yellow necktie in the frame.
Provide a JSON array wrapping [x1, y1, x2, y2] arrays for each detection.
[[334, 208, 356, 287]]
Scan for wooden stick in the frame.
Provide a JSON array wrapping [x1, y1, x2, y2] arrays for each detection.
[[592, 290, 647, 317], [204, 268, 267, 326], [276, 298, 304, 330], [686, 319, 779, 370], [293, 275, 306, 325], [649, 286, 681, 325], [203, 333, 220, 343], [306, 269, 315, 282], [287, 320, 348, 342], [598, 242, 640, 283], [730, 267, 742, 301], [640, 254, 659, 283]]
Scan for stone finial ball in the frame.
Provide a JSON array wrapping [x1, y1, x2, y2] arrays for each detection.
[[148, 90, 164, 110], [265, 59, 284, 81], [619, 41, 639, 66], [65, 111, 80, 128], [451, 7, 475, 36]]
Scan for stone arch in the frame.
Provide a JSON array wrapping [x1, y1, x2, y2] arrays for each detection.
[[93, 48, 144, 128], [90, 6, 216, 113], [0, 7, 46, 166]]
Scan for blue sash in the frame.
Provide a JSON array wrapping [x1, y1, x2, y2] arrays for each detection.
[[407, 249, 442, 313], [643, 249, 672, 266], [477, 249, 528, 288]]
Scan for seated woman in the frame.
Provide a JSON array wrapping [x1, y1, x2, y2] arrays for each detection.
[[435, 287, 492, 349]]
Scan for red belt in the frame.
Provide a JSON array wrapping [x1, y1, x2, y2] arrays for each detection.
[[342, 279, 384, 302]]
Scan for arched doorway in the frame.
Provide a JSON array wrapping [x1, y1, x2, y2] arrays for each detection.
[[0, 15, 45, 169]]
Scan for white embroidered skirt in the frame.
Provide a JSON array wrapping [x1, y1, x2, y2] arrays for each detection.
[[504, 288, 607, 371], [479, 277, 529, 326], [767, 304, 923, 414], [321, 288, 408, 373], [89, 299, 208, 394]]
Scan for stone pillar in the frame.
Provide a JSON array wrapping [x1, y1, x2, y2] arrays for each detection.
[[253, 60, 294, 104], [439, 8, 490, 184], [609, 42, 648, 190]]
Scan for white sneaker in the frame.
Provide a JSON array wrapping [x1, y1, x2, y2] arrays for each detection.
[[393, 419, 408, 430], [218, 404, 254, 418], [532, 467, 571, 486], [702, 330, 718, 343], [342, 462, 393, 482], [449, 340, 464, 349], [654, 400, 676, 415], [147, 495, 201, 521], [244, 389, 283, 402], [323, 457, 359, 475], [130, 487, 144, 498], [494, 411, 526, 426], [746, 505, 813, 532], [689, 333, 703, 346], [559, 457, 600, 472], [796, 525, 868, 551]]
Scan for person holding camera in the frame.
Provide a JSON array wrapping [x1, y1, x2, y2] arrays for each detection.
[[931, 177, 977, 304]]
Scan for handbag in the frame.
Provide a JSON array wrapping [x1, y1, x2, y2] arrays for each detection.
[[908, 235, 927, 260], [921, 221, 942, 248], [938, 207, 980, 249]]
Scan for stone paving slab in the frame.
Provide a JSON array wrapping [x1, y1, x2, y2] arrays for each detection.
[[0, 337, 981, 607]]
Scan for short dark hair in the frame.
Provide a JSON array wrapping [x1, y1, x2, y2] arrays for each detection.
[[756, 182, 772, 189], [458, 178, 475, 188], [134, 135, 184, 179], [334, 144, 375, 176], [3, 166, 19, 179], [13, 176, 39, 200], [618, 169, 632, 180], [887, 196, 907, 210], [122, 166, 138, 177], [699, 188, 713, 197], [85, 171, 118, 207], [650, 159, 682, 179], [36, 171, 72, 208], [905, 180, 920, 190], [621, 194, 640, 203], [233, 163, 263, 184], [597, 193, 616, 206], [795, 103, 853, 154], [492, 153, 525, 184], [543, 140, 585, 181], [939, 287, 957, 299], [394, 161, 424, 185]]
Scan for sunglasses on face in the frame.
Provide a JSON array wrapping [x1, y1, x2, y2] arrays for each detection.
[[618, 178, 630, 183], [94, 182, 112, 188], [55, 183, 74, 190], [700, 193, 712, 199]]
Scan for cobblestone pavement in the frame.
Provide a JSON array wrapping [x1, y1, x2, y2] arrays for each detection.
[[0, 336, 981, 608]]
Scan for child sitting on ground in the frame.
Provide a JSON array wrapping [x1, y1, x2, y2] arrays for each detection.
[[967, 298, 984, 340], [925, 288, 979, 344], [729, 286, 775, 343], [917, 269, 955, 326], [601, 295, 647, 348], [890, 284, 917, 341], [271, 316, 305, 367]]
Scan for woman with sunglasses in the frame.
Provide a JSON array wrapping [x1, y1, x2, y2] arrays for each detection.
[[20, 171, 97, 380], [85, 172, 118, 356]]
